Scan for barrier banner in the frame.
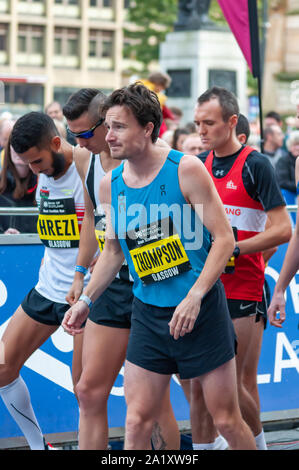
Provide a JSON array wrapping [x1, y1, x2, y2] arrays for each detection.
[[0, 241, 298, 440]]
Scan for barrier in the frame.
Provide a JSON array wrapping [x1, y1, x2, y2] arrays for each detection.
[[0, 207, 298, 443]]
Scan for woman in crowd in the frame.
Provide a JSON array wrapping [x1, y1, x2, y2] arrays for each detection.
[[0, 137, 38, 234]]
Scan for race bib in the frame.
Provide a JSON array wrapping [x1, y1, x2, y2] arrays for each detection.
[[126, 217, 191, 285], [95, 214, 106, 252], [37, 198, 80, 248]]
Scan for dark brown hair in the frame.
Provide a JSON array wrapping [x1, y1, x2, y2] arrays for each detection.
[[103, 83, 162, 143], [0, 135, 36, 199]]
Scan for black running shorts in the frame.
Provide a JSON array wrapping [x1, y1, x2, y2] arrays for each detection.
[[256, 279, 270, 329], [88, 277, 133, 329], [227, 299, 258, 320], [21, 288, 70, 326], [126, 280, 236, 379]]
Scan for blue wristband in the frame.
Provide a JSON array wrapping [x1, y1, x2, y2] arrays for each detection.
[[75, 265, 88, 275]]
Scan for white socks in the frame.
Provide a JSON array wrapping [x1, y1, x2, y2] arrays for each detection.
[[0, 376, 45, 450], [193, 431, 267, 451], [193, 435, 228, 450], [255, 429, 267, 450]]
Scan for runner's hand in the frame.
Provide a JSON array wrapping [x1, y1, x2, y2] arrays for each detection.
[[65, 278, 84, 305], [267, 289, 286, 328], [62, 301, 89, 335], [169, 292, 202, 340]]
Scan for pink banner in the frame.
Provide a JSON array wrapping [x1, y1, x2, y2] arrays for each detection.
[[217, 0, 252, 72]]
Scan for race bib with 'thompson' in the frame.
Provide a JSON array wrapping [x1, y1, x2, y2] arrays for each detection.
[[126, 217, 191, 285]]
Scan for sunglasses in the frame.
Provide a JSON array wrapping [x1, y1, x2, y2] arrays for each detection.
[[67, 117, 105, 139]]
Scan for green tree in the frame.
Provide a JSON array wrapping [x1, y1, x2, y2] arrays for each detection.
[[124, 0, 178, 74]]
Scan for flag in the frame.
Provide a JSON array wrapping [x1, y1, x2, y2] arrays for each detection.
[[217, 0, 261, 78]]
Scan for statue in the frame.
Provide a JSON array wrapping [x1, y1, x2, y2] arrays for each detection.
[[174, 0, 214, 31]]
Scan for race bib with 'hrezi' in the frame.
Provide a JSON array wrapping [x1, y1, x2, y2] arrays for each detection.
[[37, 198, 80, 248], [126, 217, 192, 285]]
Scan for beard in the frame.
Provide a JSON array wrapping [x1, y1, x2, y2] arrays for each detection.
[[51, 151, 66, 177]]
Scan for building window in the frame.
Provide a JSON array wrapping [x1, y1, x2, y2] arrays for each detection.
[[55, 0, 79, 4], [53, 27, 80, 67], [5, 83, 44, 108], [89, 0, 113, 7], [89, 30, 114, 58], [0, 24, 8, 51], [17, 25, 44, 55], [54, 27, 79, 56]]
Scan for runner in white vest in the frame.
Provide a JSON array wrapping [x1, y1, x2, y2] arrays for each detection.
[[0, 112, 88, 450]]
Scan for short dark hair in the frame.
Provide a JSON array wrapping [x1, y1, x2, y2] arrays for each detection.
[[197, 86, 239, 122], [10, 112, 59, 154], [265, 110, 282, 124], [63, 88, 103, 120], [236, 114, 250, 142], [103, 83, 162, 143]]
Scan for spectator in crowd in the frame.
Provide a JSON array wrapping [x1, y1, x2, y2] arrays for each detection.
[[236, 113, 251, 144], [172, 127, 190, 151], [169, 106, 183, 127], [264, 110, 283, 129], [185, 122, 197, 134], [0, 119, 15, 170], [275, 130, 299, 196], [45, 101, 76, 146], [139, 71, 175, 136], [182, 133, 204, 155], [0, 138, 37, 234], [45, 101, 64, 122], [263, 125, 287, 167]]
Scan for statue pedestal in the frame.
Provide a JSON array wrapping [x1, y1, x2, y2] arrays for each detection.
[[159, 29, 248, 125]]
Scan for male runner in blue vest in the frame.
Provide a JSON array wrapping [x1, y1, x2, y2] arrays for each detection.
[[62, 83, 256, 450]]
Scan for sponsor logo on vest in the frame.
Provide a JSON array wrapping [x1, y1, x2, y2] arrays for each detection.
[[226, 180, 237, 190], [225, 206, 241, 216]]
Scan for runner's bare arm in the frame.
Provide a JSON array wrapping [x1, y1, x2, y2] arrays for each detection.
[[268, 156, 299, 327], [169, 155, 235, 339], [62, 172, 125, 334], [236, 205, 291, 256], [66, 148, 99, 305]]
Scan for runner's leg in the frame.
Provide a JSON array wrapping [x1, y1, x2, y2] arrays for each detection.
[[0, 306, 58, 449]]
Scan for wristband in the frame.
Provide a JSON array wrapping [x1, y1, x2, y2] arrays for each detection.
[[75, 265, 88, 275], [79, 294, 93, 308], [233, 246, 240, 258]]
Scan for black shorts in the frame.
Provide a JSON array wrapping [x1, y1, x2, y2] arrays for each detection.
[[21, 288, 70, 326], [256, 279, 270, 329], [227, 299, 258, 320], [88, 277, 133, 329], [126, 280, 236, 380]]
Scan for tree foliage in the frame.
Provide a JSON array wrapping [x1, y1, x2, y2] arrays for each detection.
[[123, 0, 178, 74]]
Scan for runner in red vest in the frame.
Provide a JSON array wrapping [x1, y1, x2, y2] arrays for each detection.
[[191, 87, 292, 450]]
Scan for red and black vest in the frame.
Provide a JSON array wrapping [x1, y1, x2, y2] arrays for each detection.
[[205, 146, 266, 301]]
